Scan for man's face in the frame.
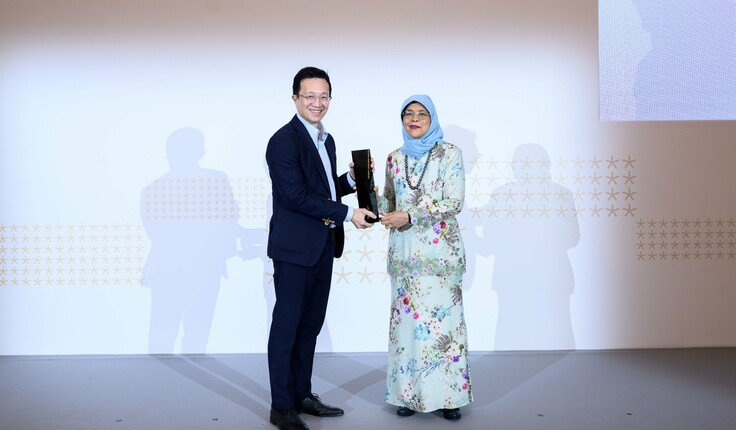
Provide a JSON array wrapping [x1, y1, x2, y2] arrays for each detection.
[[292, 78, 331, 127]]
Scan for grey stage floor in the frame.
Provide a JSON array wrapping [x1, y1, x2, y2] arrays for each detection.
[[2, 349, 735, 430]]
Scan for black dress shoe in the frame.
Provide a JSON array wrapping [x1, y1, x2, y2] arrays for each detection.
[[396, 407, 415, 417], [269, 408, 309, 430], [298, 394, 344, 417], [441, 408, 461, 420]]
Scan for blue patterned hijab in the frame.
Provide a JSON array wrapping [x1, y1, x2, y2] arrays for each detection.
[[400, 94, 444, 159]]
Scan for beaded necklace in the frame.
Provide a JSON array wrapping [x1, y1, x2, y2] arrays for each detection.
[[404, 144, 436, 190]]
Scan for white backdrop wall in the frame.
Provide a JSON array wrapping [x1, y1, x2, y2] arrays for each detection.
[[1, 0, 735, 355]]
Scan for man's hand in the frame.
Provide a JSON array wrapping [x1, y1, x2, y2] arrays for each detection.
[[351, 208, 377, 229], [380, 211, 410, 230]]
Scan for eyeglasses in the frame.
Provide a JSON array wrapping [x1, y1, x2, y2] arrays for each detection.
[[402, 110, 431, 120], [298, 94, 332, 104]]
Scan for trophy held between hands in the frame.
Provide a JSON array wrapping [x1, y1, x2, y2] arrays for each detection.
[[351, 149, 380, 223]]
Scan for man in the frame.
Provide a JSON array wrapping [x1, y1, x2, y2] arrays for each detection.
[[265, 66, 376, 430]]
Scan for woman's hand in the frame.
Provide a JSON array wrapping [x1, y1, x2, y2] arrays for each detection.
[[380, 211, 410, 230]]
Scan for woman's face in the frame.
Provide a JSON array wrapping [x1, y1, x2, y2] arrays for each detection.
[[402, 102, 431, 139]]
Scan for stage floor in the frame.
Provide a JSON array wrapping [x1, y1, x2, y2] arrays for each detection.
[[2, 348, 735, 430]]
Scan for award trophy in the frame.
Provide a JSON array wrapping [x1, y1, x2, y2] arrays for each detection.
[[351, 149, 380, 223]]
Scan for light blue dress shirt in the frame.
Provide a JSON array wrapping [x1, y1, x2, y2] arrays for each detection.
[[296, 114, 354, 223]]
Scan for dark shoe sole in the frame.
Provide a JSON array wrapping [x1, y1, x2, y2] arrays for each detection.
[[442, 409, 461, 420], [397, 407, 415, 417], [301, 410, 344, 417]]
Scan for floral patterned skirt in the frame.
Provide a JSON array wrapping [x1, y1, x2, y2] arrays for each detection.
[[385, 274, 472, 412]]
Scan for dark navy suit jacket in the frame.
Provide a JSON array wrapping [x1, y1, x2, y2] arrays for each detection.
[[265, 115, 354, 266]]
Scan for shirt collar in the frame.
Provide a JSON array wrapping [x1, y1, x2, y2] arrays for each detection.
[[296, 114, 327, 145]]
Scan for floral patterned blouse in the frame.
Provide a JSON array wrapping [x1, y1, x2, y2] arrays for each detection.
[[379, 141, 466, 278]]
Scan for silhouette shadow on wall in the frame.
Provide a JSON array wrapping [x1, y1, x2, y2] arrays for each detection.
[[632, 0, 736, 120], [141, 127, 239, 354], [482, 144, 580, 351]]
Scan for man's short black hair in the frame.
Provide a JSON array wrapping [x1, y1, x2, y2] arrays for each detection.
[[292, 66, 332, 96]]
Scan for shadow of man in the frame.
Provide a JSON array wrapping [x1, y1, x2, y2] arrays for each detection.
[[140, 127, 239, 354], [483, 144, 580, 351], [632, 0, 736, 120]]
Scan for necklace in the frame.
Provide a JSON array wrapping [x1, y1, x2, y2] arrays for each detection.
[[404, 144, 436, 190]]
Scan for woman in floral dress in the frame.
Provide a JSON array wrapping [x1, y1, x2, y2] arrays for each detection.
[[378, 94, 472, 420]]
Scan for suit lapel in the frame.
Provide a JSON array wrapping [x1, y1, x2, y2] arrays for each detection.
[[290, 115, 331, 194]]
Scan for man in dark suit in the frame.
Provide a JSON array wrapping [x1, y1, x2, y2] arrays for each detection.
[[265, 66, 376, 430]]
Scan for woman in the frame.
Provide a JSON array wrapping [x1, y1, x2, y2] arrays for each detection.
[[379, 95, 472, 420]]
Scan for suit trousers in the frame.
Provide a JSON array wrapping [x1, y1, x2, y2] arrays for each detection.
[[268, 231, 335, 409]]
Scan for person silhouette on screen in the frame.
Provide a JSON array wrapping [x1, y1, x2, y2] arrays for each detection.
[[632, 0, 736, 120], [483, 143, 579, 350], [140, 127, 239, 354]]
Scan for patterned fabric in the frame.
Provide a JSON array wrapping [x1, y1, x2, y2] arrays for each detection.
[[379, 141, 472, 412]]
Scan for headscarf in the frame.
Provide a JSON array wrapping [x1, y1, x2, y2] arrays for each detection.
[[400, 94, 444, 159]]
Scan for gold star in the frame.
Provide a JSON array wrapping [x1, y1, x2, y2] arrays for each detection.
[[358, 245, 372, 262], [623, 188, 636, 201], [334, 266, 351, 284], [624, 171, 637, 184], [519, 172, 533, 186], [606, 156, 619, 169], [555, 172, 567, 185], [521, 189, 534, 202], [538, 189, 550, 202], [587, 189, 601, 201], [357, 266, 373, 283], [589, 172, 602, 185]]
